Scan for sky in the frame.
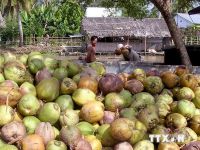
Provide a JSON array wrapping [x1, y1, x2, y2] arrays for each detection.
[[85, 7, 122, 17]]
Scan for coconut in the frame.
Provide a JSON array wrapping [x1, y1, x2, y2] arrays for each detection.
[[180, 74, 198, 91], [76, 121, 95, 135], [36, 77, 60, 102], [20, 82, 36, 96], [18, 54, 28, 65], [96, 124, 117, 147], [146, 68, 160, 77], [120, 108, 137, 120], [156, 94, 173, 104], [66, 61, 81, 78], [99, 73, 124, 95], [78, 76, 98, 94], [0, 105, 14, 126], [129, 68, 146, 83], [176, 99, 196, 119], [144, 76, 164, 94], [110, 118, 134, 141], [72, 88, 96, 106], [161, 71, 180, 88], [161, 88, 174, 97], [180, 141, 200, 150], [0, 73, 5, 83], [157, 142, 180, 150], [53, 127, 60, 140], [193, 87, 200, 109], [59, 109, 79, 126], [175, 66, 189, 77], [46, 140, 67, 150], [44, 56, 59, 72], [80, 67, 98, 79], [73, 138, 92, 150], [189, 115, 200, 135], [35, 122, 55, 145], [177, 87, 195, 101], [165, 113, 187, 129], [89, 62, 106, 76], [100, 111, 116, 125], [0, 144, 18, 150], [129, 129, 146, 145], [17, 94, 40, 116], [137, 105, 159, 130], [124, 79, 144, 94], [59, 126, 82, 147], [53, 67, 68, 81], [28, 51, 43, 63], [119, 89, 132, 107], [61, 77, 77, 95], [130, 92, 155, 112], [21, 134, 45, 150], [132, 140, 154, 150], [0, 86, 22, 107], [3, 52, 16, 63], [28, 58, 45, 74], [55, 95, 74, 111], [38, 102, 60, 125], [174, 127, 197, 146], [114, 142, 133, 150], [104, 92, 126, 112], [85, 135, 102, 150], [23, 116, 41, 134], [35, 68, 52, 84], [1, 121, 26, 144], [80, 101, 104, 123], [117, 73, 129, 83], [73, 73, 81, 84]]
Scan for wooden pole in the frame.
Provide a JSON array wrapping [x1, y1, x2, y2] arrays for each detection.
[[144, 36, 147, 56]]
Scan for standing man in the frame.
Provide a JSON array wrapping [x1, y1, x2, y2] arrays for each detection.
[[85, 36, 98, 63]]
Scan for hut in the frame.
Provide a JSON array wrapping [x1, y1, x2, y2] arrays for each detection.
[[81, 17, 171, 54]]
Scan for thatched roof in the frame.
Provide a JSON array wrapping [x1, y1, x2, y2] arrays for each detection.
[[0, 12, 5, 28], [81, 17, 171, 38]]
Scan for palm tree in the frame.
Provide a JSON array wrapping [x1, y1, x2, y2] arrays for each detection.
[[0, 0, 36, 47]]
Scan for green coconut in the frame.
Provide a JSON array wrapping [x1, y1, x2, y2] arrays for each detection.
[[130, 92, 155, 112], [55, 95, 74, 112], [38, 102, 60, 125], [72, 88, 96, 106], [23, 116, 41, 134], [53, 67, 68, 81], [104, 92, 126, 112], [28, 58, 45, 74], [36, 77, 60, 102], [89, 62, 106, 76], [66, 61, 81, 78], [96, 124, 117, 147], [144, 76, 164, 94], [76, 121, 95, 135], [0, 105, 15, 126]]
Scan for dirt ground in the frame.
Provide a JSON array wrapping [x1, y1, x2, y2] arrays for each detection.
[[0, 45, 164, 63]]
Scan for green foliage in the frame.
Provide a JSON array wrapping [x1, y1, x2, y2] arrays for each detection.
[[0, 18, 18, 43], [21, 0, 84, 37]]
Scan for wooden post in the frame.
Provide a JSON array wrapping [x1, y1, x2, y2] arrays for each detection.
[[144, 36, 147, 56]]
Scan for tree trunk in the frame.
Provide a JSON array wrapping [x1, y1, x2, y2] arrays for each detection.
[[150, 0, 192, 68], [16, 1, 23, 47]]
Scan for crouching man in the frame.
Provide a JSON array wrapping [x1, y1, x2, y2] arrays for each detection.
[[115, 44, 141, 62]]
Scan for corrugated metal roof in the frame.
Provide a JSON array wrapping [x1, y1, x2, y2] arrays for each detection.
[[177, 13, 200, 24], [81, 17, 171, 38]]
